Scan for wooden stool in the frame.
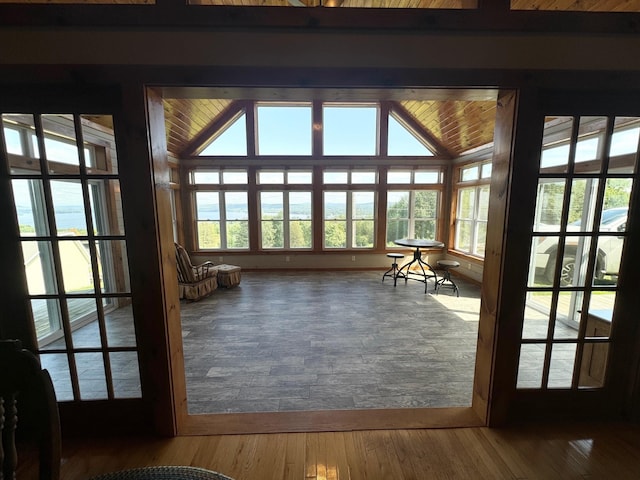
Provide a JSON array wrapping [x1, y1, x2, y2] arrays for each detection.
[[382, 253, 405, 287], [216, 264, 242, 288], [435, 259, 460, 296]]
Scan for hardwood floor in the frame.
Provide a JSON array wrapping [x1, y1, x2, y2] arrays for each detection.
[[19, 421, 640, 479]]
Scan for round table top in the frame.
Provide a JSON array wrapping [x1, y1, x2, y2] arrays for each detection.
[[393, 238, 445, 249]]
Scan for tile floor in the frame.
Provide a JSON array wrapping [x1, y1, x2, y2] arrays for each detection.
[[182, 270, 482, 414]]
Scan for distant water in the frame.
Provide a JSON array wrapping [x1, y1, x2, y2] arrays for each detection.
[[17, 206, 88, 231], [16, 201, 335, 230]]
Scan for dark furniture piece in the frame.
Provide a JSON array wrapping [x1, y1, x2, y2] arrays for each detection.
[[435, 259, 461, 297], [382, 252, 405, 285], [0, 339, 61, 480], [393, 238, 445, 293]]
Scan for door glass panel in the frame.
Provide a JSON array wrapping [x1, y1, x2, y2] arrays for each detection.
[[97, 240, 131, 294], [91, 180, 125, 236], [533, 179, 566, 232], [567, 178, 599, 232], [548, 343, 576, 388], [609, 117, 639, 174], [594, 236, 624, 287], [40, 353, 73, 401], [575, 117, 606, 173], [76, 352, 108, 400], [41, 114, 81, 174], [2, 114, 41, 169], [81, 114, 114, 172], [68, 297, 99, 327], [579, 342, 609, 389], [22, 240, 57, 295], [70, 300, 101, 348], [540, 116, 573, 173], [554, 291, 582, 339], [31, 298, 62, 343], [602, 179, 631, 230], [584, 293, 615, 339], [522, 297, 550, 340], [58, 239, 94, 294], [105, 301, 136, 348], [110, 352, 142, 398], [529, 236, 559, 288], [13, 179, 50, 236], [516, 344, 545, 388], [51, 180, 88, 234], [560, 236, 591, 288]]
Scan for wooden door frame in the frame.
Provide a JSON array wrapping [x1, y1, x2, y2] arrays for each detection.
[[148, 87, 522, 435]]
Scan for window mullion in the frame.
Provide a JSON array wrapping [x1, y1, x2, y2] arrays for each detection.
[[34, 113, 82, 400], [283, 191, 290, 249], [346, 191, 353, 249], [219, 191, 227, 249]]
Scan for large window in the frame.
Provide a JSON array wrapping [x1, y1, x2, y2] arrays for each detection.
[[454, 161, 491, 257], [256, 103, 312, 156], [188, 101, 446, 253], [386, 169, 441, 245], [193, 170, 249, 250], [323, 170, 376, 249], [258, 170, 313, 249]]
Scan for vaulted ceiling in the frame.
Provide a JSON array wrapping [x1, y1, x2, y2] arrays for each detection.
[[162, 97, 499, 159]]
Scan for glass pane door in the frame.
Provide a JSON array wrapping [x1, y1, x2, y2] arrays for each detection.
[[520, 115, 637, 389], [2, 112, 140, 401]]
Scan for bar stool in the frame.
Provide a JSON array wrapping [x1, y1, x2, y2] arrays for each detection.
[[382, 253, 405, 286], [435, 259, 460, 296]]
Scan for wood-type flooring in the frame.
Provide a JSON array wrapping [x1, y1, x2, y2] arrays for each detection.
[[182, 270, 482, 414], [23, 421, 640, 479]]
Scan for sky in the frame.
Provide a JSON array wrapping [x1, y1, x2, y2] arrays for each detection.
[[199, 104, 433, 156]]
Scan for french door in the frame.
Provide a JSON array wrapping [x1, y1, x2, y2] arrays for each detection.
[[493, 91, 640, 422], [521, 115, 637, 390], [1, 112, 140, 402]]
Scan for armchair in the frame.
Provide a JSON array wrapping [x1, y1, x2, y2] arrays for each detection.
[[174, 243, 218, 301]]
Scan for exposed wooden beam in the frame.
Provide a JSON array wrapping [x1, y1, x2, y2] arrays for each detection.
[[0, 4, 638, 35]]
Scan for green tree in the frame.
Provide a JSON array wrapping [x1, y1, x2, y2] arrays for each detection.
[[290, 220, 311, 248], [325, 221, 346, 248]]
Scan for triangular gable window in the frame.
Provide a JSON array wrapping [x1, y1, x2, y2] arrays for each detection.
[[199, 113, 247, 156], [388, 114, 434, 156]]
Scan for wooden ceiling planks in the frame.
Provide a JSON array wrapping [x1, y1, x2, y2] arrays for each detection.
[[401, 100, 497, 155], [163, 98, 231, 158]]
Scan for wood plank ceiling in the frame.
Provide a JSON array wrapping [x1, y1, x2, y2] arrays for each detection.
[[161, 98, 498, 159]]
